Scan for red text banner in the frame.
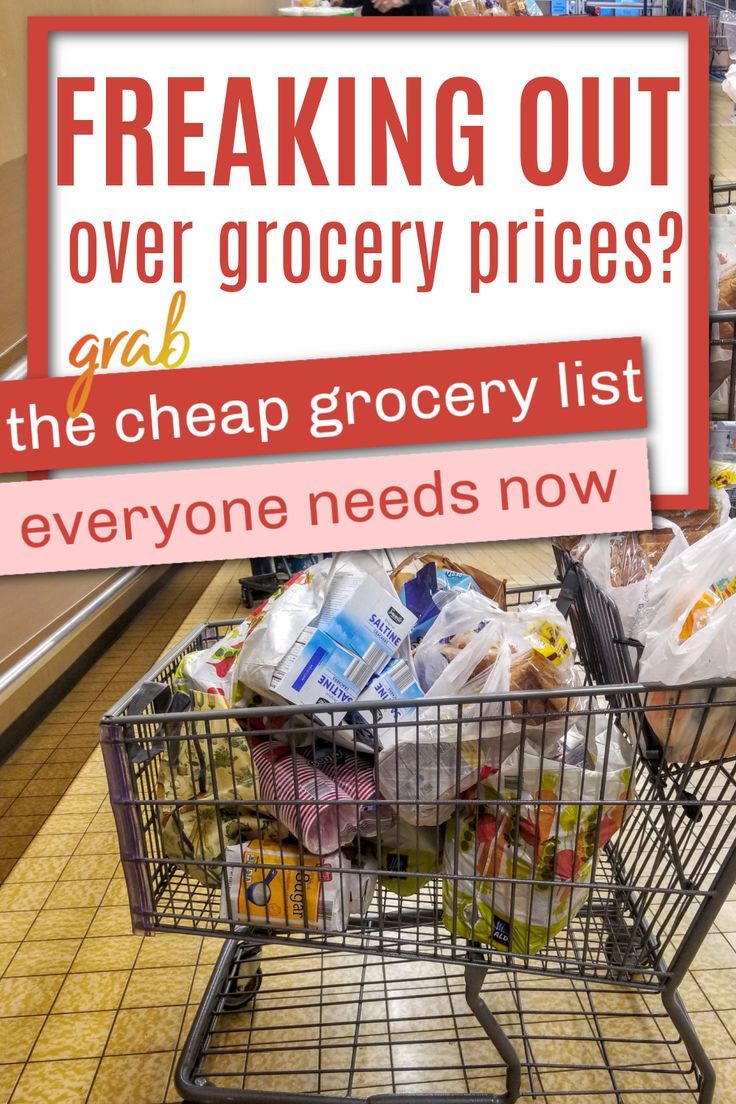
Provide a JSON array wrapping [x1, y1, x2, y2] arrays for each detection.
[[0, 337, 645, 474]]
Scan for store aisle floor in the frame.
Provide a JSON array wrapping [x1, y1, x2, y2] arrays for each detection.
[[1, 544, 736, 1103], [0, 542, 560, 1104]]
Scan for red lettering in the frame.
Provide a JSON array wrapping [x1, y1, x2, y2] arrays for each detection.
[[278, 78, 328, 186], [555, 222, 582, 283], [214, 78, 266, 186], [168, 78, 205, 185], [638, 77, 679, 185], [520, 78, 568, 186], [57, 77, 94, 186], [435, 78, 484, 186], [106, 78, 153, 186], [21, 515, 51, 548], [371, 77, 422, 186], [582, 77, 630, 186], [590, 222, 617, 283]]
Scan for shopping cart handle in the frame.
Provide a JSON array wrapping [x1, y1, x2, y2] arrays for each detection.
[[555, 565, 579, 618]]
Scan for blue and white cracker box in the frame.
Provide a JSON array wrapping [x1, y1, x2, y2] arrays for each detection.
[[270, 577, 416, 720], [273, 627, 369, 710], [365, 656, 424, 721], [316, 574, 417, 686]]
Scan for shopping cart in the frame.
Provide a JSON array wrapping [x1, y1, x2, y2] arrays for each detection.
[[100, 580, 736, 1104]]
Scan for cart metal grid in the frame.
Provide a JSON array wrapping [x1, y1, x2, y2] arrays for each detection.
[[99, 581, 736, 1104], [177, 941, 705, 1103]]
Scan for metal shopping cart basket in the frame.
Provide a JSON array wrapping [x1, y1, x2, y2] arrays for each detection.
[[100, 581, 736, 1104]]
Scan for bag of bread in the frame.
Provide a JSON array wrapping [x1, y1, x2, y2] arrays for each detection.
[[578, 519, 689, 641], [638, 519, 736, 762], [443, 717, 633, 955], [414, 591, 576, 718], [661, 491, 731, 543], [379, 593, 579, 825], [391, 552, 506, 644]]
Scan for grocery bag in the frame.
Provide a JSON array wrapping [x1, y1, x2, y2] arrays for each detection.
[[639, 519, 736, 762], [579, 519, 688, 640], [174, 621, 255, 707], [377, 820, 443, 897], [443, 718, 633, 955], [390, 552, 506, 643], [379, 592, 578, 826], [155, 689, 286, 886]]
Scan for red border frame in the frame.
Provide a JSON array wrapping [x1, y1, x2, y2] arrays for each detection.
[[27, 15, 709, 510]]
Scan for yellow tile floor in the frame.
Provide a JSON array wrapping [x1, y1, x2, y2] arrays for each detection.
[[0, 542, 562, 1104]]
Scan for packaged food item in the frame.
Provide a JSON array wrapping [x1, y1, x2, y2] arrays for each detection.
[[710, 213, 736, 403], [377, 821, 443, 896], [415, 591, 575, 718], [345, 653, 424, 746], [661, 492, 731, 544], [711, 460, 736, 491], [390, 553, 506, 643], [552, 535, 584, 555], [639, 519, 736, 762], [448, 0, 482, 13], [221, 841, 374, 932], [443, 720, 633, 955], [236, 555, 415, 733]]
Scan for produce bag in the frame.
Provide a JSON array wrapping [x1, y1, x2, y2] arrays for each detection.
[[639, 519, 736, 762], [221, 841, 376, 932], [443, 719, 633, 955], [379, 592, 579, 826], [390, 552, 506, 644], [174, 622, 255, 707]]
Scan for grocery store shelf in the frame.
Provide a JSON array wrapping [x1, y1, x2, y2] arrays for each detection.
[[0, 562, 176, 762]]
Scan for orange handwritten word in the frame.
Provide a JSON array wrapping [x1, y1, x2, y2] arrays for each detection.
[[66, 290, 190, 418]]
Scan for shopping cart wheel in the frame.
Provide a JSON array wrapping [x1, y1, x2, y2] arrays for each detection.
[[223, 943, 263, 1010]]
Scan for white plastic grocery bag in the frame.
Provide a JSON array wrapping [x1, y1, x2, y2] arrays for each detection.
[[443, 717, 633, 955], [378, 592, 578, 826], [580, 519, 689, 641], [638, 519, 736, 762]]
